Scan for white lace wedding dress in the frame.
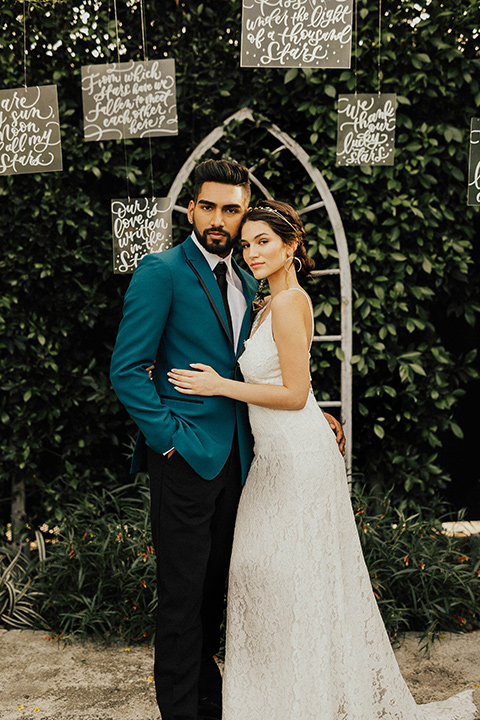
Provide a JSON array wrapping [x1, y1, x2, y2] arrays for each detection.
[[222, 289, 477, 720]]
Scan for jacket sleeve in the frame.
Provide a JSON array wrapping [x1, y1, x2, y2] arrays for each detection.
[[110, 253, 179, 454]]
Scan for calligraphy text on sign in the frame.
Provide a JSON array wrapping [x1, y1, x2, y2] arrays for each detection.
[[336, 94, 396, 166], [467, 118, 480, 206], [82, 60, 178, 141], [241, 0, 353, 68], [0, 86, 62, 176], [112, 197, 173, 274]]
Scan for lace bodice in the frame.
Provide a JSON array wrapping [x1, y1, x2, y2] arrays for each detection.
[[240, 308, 284, 385]]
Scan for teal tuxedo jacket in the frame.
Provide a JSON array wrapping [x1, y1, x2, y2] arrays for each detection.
[[110, 235, 258, 483]]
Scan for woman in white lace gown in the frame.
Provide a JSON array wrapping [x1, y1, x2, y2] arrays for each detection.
[[168, 200, 477, 720]]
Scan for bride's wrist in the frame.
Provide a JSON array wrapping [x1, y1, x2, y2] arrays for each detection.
[[219, 377, 231, 397]]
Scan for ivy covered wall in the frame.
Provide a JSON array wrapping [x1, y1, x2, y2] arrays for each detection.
[[0, 0, 479, 528]]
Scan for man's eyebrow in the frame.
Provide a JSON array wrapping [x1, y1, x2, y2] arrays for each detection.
[[197, 199, 243, 210]]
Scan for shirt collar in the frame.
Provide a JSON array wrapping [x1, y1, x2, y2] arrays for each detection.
[[192, 232, 234, 278]]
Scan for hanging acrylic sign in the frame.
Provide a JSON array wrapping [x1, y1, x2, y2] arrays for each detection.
[[241, 0, 353, 68], [0, 85, 62, 176], [336, 94, 396, 166], [111, 197, 173, 274], [81, 59, 178, 141], [467, 118, 480, 206]]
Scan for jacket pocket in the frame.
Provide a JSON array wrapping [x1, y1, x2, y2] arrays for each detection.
[[159, 394, 204, 405]]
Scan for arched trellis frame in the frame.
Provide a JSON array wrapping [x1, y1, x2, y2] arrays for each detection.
[[167, 108, 353, 473]]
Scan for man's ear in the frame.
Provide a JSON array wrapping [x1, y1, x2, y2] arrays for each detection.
[[187, 199, 195, 224]]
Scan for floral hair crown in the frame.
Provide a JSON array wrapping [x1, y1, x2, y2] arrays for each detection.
[[254, 204, 297, 233]]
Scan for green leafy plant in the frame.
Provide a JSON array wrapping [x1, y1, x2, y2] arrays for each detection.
[[352, 485, 480, 648], [0, 532, 48, 630], [36, 480, 157, 643], [32, 482, 480, 651]]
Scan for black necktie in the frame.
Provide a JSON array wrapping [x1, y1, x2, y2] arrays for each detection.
[[213, 262, 233, 341]]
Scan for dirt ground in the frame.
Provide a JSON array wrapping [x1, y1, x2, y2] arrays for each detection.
[[1, 628, 479, 719]]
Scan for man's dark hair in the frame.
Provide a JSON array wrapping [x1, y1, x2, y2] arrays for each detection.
[[193, 159, 251, 203]]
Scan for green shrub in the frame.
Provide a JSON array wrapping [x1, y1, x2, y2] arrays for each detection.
[[352, 485, 480, 648], [0, 535, 48, 630], [31, 482, 480, 651], [36, 480, 157, 644]]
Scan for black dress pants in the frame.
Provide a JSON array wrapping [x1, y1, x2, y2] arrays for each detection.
[[148, 439, 242, 720]]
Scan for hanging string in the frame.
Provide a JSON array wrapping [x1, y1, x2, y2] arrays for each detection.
[[113, 0, 121, 64], [353, 0, 358, 96], [377, 0, 382, 95], [23, 0, 27, 89], [113, 0, 130, 199], [139, 0, 148, 61], [139, 0, 155, 199], [107, 0, 112, 37]]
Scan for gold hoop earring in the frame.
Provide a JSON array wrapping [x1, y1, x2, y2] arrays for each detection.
[[284, 255, 302, 273]]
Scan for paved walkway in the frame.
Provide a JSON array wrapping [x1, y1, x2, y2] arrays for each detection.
[[1, 629, 479, 719]]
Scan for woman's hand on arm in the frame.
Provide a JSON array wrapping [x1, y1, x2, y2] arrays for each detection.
[[168, 364, 228, 396]]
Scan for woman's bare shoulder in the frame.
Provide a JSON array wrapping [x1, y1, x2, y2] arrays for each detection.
[[271, 288, 311, 312]]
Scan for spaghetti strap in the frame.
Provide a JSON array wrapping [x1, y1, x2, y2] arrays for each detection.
[[288, 287, 314, 348]]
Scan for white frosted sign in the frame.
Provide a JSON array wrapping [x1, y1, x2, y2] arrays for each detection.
[[112, 197, 173, 274], [336, 94, 396, 166], [241, 0, 353, 68], [467, 118, 480, 206], [82, 60, 178, 141], [0, 85, 62, 176]]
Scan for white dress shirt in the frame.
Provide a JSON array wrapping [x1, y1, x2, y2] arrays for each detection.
[[192, 232, 247, 351]]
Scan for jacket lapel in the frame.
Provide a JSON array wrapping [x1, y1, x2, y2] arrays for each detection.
[[183, 236, 234, 347], [232, 257, 256, 359]]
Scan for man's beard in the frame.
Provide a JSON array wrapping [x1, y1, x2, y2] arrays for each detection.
[[193, 221, 236, 256]]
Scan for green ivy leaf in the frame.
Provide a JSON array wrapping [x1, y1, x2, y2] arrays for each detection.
[[284, 69, 298, 84]]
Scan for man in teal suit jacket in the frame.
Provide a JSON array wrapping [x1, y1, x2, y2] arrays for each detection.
[[110, 160, 257, 720]]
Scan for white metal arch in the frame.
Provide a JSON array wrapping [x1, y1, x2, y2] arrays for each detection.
[[167, 108, 353, 473]]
